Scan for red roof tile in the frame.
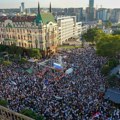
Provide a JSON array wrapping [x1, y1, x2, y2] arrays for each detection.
[[0, 16, 36, 22]]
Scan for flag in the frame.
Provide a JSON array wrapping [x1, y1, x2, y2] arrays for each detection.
[[53, 63, 63, 70]]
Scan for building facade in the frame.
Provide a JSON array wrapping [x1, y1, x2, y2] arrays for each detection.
[[57, 16, 87, 45], [57, 16, 76, 45], [0, 3, 58, 54]]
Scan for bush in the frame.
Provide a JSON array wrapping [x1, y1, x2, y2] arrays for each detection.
[[2, 61, 12, 66], [20, 109, 44, 120], [0, 99, 8, 107]]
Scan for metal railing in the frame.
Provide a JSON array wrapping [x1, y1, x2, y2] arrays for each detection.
[[0, 105, 34, 120]]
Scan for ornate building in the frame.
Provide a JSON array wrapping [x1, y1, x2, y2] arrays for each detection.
[[0, 3, 58, 54]]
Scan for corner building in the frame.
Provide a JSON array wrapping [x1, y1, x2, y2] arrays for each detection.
[[0, 3, 58, 54]]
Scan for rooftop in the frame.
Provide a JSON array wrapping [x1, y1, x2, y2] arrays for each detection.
[[0, 13, 56, 24], [0, 16, 36, 22]]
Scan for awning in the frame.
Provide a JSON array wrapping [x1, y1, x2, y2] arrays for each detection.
[[26, 68, 33, 74], [104, 88, 120, 104], [65, 68, 73, 74]]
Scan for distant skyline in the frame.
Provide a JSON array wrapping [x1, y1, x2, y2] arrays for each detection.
[[0, 0, 120, 9]]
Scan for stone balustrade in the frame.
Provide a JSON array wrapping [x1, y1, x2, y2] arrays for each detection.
[[0, 105, 34, 120]]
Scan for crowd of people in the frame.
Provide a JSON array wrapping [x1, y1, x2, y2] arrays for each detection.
[[0, 46, 120, 120]]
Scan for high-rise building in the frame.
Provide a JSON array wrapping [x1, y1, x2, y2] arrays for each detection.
[[75, 8, 83, 22], [110, 9, 120, 23], [67, 8, 75, 16], [89, 0, 94, 21], [21, 2, 25, 13], [96, 8, 111, 22]]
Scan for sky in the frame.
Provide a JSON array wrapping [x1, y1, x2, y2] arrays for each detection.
[[0, 0, 120, 9]]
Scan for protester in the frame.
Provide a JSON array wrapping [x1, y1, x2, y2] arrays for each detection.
[[0, 46, 120, 120]]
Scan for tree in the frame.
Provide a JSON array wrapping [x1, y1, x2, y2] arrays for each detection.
[[27, 49, 42, 59], [8, 44, 17, 54], [113, 30, 120, 35], [104, 21, 112, 28], [82, 28, 105, 43], [96, 35, 120, 57], [0, 45, 9, 52], [101, 64, 111, 75], [20, 109, 44, 120], [16, 47, 23, 56], [101, 58, 119, 76]]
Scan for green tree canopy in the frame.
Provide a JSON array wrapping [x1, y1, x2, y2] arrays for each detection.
[[82, 28, 105, 43], [96, 35, 120, 57], [113, 30, 120, 35], [104, 21, 112, 28], [27, 49, 42, 59], [0, 44, 42, 60]]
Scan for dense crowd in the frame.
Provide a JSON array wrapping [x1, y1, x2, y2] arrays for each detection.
[[0, 46, 120, 120]]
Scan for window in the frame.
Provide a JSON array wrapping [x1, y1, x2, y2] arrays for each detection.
[[18, 35, 20, 39], [2, 34, 4, 38], [21, 35, 23, 40]]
